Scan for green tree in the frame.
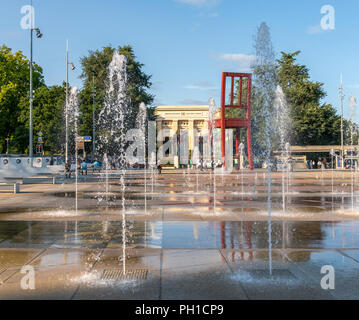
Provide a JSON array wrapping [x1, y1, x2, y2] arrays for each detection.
[[0, 45, 44, 153], [18, 84, 66, 154], [79, 45, 154, 151], [277, 51, 341, 145]]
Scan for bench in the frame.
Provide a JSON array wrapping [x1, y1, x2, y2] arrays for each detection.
[[3, 177, 24, 184], [22, 177, 59, 185], [86, 167, 102, 174], [0, 183, 20, 194]]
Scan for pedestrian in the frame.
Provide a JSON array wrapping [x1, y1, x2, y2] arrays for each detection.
[[50, 156, 54, 166], [318, 160, 322, 169], [94, 159, 101, 173], [81, 159, 88, 175], [157, 163, 162, 174], [234, 158, 239, 170], [272, 157, 278, 172], [111, 160, 116, 170], [288, 157, 294, 172], [200, 156, 204, 171], [65, 160, 71, 179], [307, 159, 311, 169], [323, 157, 327, 169]]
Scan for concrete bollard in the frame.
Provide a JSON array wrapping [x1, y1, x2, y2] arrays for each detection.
[[13, 183, 20, 194]]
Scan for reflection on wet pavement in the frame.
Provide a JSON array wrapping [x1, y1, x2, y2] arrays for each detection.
[[0, 219, 357, 299], [1, 170, 359, 299], [0, 220, 358, 250]]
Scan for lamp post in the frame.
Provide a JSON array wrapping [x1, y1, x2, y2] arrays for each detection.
[[339, 73, 345, 168], [65, 40, 75, 163], [29, 2, 42, 166]]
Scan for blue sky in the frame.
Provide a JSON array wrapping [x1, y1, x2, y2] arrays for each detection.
[[1, 0, 359, 120]]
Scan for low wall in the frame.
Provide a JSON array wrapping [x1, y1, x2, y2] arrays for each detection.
[[0, 157, 63, 179]]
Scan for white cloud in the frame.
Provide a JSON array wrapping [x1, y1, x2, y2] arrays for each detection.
[[307, 25, 326, 35], [175, 0, 221, 8], [184, 81, 218, 90], [214, 53, 257, 72]]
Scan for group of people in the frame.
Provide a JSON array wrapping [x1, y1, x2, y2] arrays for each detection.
[[156, 158, 219, 175], [188, 157, 205, 171], [64, 159, 102, 179], [306, 158, 328, 169]]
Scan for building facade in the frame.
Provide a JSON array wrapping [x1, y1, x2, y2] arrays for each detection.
[[154, 105, 211, 166]]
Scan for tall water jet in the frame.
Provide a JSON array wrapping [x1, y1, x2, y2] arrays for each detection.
[[209, 98, 217, 213], [239, 142, 244, 198], [252, 22, 277, 276], [136, 102, 148, 211], [192, 144, 200, 193], [349, 94, 357, 212], [273, 85, 291, 212], [67, 86, 80, 213], [97, 51, 129, 273]]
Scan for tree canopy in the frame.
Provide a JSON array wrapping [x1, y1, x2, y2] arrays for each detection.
[[277, 50, 341, 145], [18, 84, 66, 153], [79, 45, 154, 140], [0, 45, 43, 153], [0, 44, 154, 155]]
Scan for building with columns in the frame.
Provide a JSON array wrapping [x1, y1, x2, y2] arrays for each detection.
[[154, 105, 211, 166]]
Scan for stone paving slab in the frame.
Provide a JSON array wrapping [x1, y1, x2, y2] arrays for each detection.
[[283, 249, 359, 300], [0, 247, 356, 299]]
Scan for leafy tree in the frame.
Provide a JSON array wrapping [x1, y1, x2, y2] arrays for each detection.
[[79, 45, 154, 152], [277, 51, 341, 145], [0, 45, 43, 153], [18, 84, 66, 154]]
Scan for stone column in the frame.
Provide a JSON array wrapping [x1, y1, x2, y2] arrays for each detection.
[[171, 121, 179, 167], [189, 120, 194, 152], [156, 120, 163, 148]]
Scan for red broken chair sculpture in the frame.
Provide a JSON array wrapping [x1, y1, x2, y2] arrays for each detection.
[[213, 72, 254, 171]]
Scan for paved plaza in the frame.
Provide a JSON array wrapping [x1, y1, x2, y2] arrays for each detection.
[[0, 168, 358, 299]]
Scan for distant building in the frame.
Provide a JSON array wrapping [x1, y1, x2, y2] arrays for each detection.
[[154, 105, 211, 166]]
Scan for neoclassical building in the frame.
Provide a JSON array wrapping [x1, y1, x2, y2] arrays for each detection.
[[154, 105, 211, 166]]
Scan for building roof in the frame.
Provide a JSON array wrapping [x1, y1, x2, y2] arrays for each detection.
[[155, 105, 209, 112]]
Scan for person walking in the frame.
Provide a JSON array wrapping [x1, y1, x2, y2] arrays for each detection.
[[50, 156, 54, 166], [65, 160, 71, 179], [157, 163, 162, 174], [81, 159, 88, 175], [93, 159, 101, 173], [323, 157, 327, 169], [234, 158, 239, 171], [318, 160, 322, 169]]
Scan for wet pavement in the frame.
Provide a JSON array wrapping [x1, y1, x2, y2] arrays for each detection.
[[0, 169, 358, 299]]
